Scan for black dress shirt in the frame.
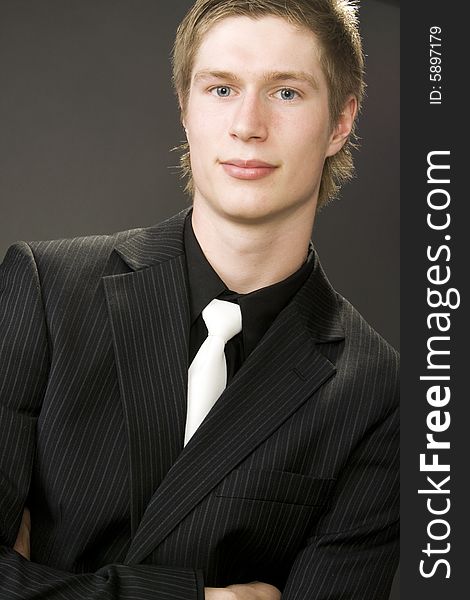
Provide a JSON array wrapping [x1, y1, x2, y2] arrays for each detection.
[[184, 214, 314, 383]]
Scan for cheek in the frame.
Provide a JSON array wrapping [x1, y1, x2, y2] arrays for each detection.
[[279, 128, 327, 193], [297, 129, 330, 170], [279, 131, 324, 173], [186, 97, 227, 131], [275, 113, 324, 152], [187, 115, 220, 154]]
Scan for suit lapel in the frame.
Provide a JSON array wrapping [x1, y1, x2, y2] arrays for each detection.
[[125, 251, 345, 564], [103, 209, 191, 534]]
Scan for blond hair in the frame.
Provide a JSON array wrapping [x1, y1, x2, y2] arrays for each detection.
[[172, 0, 365, 208]]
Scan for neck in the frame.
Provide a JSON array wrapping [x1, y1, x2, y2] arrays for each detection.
[[191, 201, 316, 294]]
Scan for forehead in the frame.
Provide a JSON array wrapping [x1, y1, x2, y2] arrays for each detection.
[[192, 15, 324, 80]]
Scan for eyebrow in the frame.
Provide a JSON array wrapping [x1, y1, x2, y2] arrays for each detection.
[[193, 69, 319, 90]]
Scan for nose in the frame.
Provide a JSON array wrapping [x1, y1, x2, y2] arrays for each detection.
[[229, 92, 268, 142]]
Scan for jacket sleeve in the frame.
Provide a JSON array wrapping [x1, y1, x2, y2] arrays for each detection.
[[0, 242, 204, 600], [281, 397, 399, 600]]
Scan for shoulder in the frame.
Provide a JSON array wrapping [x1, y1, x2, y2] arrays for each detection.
[[296, 250, 399, 389], [26, 226, 143, 270], [4, 207, 190, 275], [333, 292, 399, 408], [338, 292, 399, 365], [0, 226, 144, 303], [2, 226, 142, 264]]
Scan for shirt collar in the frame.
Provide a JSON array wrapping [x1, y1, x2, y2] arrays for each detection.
[[184, 214, 227, 324]]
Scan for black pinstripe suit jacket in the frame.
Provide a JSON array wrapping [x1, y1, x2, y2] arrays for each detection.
[[0, 208, 399, 599]]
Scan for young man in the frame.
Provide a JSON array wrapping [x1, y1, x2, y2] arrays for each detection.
[[0, 1, 399, 599]]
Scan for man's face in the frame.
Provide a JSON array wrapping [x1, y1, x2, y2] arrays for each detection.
[[183, 16, 349, 225]]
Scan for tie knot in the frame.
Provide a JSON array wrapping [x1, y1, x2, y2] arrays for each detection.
[[202, 299, 242, 344]]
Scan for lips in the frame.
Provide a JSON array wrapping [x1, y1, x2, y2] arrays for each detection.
[[220, 159, 278, 180]]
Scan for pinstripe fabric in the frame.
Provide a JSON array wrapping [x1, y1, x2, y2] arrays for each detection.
[[0, 208, 399, 599]]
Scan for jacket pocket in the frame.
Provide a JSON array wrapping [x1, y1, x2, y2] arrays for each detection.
[[214, 469, 336, 507]]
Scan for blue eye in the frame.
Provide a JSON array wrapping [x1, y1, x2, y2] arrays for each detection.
[[211, 86, 232, 97], [278, 88, 298, 101]]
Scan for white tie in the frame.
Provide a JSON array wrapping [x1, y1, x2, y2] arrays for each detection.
[[184, 299, 242, 445]]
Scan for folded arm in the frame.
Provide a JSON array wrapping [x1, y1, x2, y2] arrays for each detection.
[[13, 509, 279, 600], [281, 404, 399, 600]]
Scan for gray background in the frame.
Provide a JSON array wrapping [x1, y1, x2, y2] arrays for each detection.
[[0, 0, 399, 349], [0, 0, 399, 595]]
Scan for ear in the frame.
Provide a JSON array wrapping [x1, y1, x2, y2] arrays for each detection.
[[325, 95, 358, 158]]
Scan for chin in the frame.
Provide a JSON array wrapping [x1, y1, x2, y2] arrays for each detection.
[[215, 194, 281, 224]]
